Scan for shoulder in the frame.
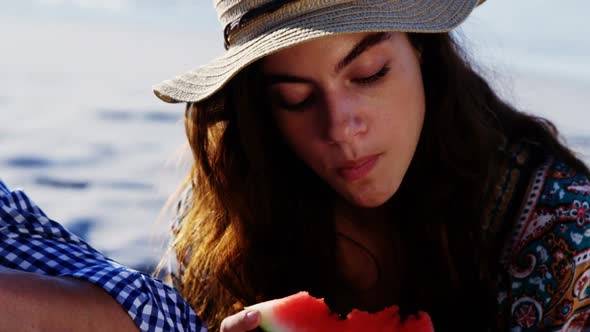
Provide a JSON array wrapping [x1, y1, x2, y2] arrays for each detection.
[[504, 156, 590, 330], [509, 157, 590, 255]]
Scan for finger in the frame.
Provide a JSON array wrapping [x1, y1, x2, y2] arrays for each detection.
[[220, 310, 261, 332]]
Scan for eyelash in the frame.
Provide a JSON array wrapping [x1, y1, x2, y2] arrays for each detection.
[[353, 65, 390, 85], [279, 65, 390, 112]]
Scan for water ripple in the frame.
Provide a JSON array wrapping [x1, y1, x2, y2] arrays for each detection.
[[5, 156, 54, 168], [143, 111, 181, 123], [35, 176, 91, 190], [67, 217, 96, 240], [96, 109, 181, 124], [108, 181, 153, 191], [97, 109, 134, 121]]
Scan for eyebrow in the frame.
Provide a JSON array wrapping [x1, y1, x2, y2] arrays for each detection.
[[265, 32, 392, 86]]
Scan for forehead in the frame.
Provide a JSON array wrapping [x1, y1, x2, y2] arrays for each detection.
[[262, 32, 378, 68], [262, 32, 413, 74]]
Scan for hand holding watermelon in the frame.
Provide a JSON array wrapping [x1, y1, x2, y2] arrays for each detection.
[[242, 292, 434, 332], [220, 309, 262, 332]]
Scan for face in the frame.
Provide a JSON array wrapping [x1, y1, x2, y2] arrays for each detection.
[[261, 32, 425, 208]]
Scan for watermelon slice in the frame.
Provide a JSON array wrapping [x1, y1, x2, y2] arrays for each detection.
[[245, 291, 434, 332]]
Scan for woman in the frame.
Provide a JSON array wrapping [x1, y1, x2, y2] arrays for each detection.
[[0, 0, 588, 331], [154, 0, 590, 331]]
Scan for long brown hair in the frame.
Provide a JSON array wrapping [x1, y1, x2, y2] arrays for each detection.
[[171, 31, 588, 331]]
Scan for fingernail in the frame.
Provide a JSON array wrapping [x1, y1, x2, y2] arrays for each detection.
[[245, 310, 260, 323]]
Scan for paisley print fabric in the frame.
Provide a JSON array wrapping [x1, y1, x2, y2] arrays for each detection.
[[498, 155, 590, 331]]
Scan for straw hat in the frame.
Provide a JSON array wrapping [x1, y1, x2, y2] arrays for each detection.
[[153, 0, 487, 104]]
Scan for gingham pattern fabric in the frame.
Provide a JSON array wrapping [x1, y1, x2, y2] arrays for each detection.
[[0, 179, 208, 332]]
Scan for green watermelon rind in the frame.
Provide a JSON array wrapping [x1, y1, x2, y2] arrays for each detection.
[[245, 298, 297, 332]]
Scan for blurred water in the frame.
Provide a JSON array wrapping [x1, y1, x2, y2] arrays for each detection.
[[0, 0, 588, 272]]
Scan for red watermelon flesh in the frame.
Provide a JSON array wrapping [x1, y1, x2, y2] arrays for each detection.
[[245, 291, 434, 332]]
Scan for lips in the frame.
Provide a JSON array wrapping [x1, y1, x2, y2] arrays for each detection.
[[336, 154, 381, 181]]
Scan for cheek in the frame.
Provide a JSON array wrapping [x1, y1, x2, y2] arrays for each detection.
[[273, 112, 327, 170], [341, 68, 425, 206], [377, 60, 425, 141], [379, 63, 425, 152]]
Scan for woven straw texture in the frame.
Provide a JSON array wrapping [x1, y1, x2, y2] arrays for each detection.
[[153, 0, 483, 104]]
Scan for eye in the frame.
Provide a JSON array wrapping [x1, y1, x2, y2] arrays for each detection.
[[353, 65, 390, 85], [277, 94, 315, 112]]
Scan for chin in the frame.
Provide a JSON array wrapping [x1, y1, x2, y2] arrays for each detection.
[[343, 178, 401, 208], [344, 189, 394, 208], [354, 195, 390, 208]]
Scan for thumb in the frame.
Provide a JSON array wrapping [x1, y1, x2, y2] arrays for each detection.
[[220, 310, 261, 332]]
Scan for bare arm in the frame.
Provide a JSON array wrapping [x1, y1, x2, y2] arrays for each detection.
[[0, 266, 138, 332]]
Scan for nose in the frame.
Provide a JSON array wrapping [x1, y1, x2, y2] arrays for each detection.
[[323, 92, 368, 144]]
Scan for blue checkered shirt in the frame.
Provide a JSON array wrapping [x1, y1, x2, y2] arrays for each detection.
[[0, 179, 208, 332]]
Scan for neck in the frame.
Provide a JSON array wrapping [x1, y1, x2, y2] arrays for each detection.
[[333, 196, 394, 226]]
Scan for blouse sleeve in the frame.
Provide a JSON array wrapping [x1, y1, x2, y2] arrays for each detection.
[[503, 158, 590, 331], [0, 179, 208, 332]]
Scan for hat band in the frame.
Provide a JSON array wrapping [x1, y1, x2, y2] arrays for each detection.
[[224, 0, 302, 50]]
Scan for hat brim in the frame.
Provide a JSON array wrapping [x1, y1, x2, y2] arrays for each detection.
[[153, 0, 481, 104]]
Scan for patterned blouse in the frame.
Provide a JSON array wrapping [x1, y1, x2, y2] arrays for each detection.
[[488, 143, 590, 331]]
